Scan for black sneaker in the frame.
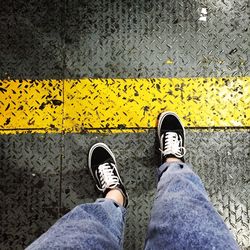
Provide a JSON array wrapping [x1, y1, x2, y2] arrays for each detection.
[[88, 143, 128, 208], [158, 111, 186, 163]]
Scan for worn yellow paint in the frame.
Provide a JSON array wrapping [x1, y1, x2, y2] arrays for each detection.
[[0, 77, 249, 134], [0, 79, 63, 132], [165, 59, 174, 64], [64, 77, 250, 131]]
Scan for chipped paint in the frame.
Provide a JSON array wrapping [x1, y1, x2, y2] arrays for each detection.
[[0, 77, 249, 134], [0, 79, 63, 132]]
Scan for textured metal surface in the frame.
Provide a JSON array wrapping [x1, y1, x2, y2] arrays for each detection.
[[0, 134, 61, 249], [1, 77, 249, 133], [0, 0, 64, 79], [62, 0, 250, 78], [0, 0, 249, 79], [0, 0, 249, 249]]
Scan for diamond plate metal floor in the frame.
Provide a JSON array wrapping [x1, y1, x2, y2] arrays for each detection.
[[64, 0, 249, 78], [0, 134, 61, 248], [0, 0, 249, 79], [1, 131, 249, 249], [0, 0, 249, 249]]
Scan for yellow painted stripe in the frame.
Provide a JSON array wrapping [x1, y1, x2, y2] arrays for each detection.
[[0, 79, 63, 133], [0, 77, 249, 134]]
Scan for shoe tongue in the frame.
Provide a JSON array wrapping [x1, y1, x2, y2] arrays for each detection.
[[164, 131, 178, 137]]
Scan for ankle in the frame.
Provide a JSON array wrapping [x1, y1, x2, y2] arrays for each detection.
[[165, 157, 183, 163], [105, 189, 124, 207]]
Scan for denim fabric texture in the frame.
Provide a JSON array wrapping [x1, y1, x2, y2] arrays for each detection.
[[27, 163, 239, 250], [26, 199, 126, 250], [144, 162, 239, 250]]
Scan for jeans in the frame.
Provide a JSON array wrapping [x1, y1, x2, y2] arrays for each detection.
[[27, 162, 239, 250]]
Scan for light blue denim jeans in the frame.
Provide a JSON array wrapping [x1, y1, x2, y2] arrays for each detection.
[[27, 162, 239, 250]]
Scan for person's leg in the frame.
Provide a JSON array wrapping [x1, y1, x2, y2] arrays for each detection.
[[27, 198, 125, 250], [27, 143, 128, 250], [145, 161, 239, 250], [144, 112, 239, 250]]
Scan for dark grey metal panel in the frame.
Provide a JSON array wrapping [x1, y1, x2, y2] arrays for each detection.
[[0, 134, 61, 249], [0, 0, 249, 79], [62, 131, 250, 249], [64, 0, 249, 78], [0, 0, 64, 79]]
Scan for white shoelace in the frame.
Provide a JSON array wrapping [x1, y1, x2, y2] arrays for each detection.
[[160, 132, 186, 158], [96, 163, 119, 192]]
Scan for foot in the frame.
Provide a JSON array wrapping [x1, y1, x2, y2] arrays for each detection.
[[158, 111, 186, 163], [88, 143, 128, 207]]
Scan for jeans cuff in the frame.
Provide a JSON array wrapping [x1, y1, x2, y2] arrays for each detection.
[[96, 198, 127, 215], [157, 162, 188, 180]]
